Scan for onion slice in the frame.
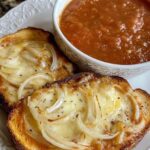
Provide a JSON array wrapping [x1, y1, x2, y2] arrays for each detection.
[[128, 95, 140, 121], [79, 87, 95, 122], [47, 92, 65, 113], [22, 51, 38, 64], [41, 128, 71, 150], [127, 119, 145, 133], [77, 114, 119, 140], [27, 42, 42, 57], [115, 86, 140, 122], [118, 131, 125, 144], [50, 45, 58, 71], [86, 94, 95, 122], [18, 73, 51, 99], [40, 124, 89, 150], [47, 112, 75, 124], [44, 44, 58, 71], [94, 95, 102, 125]]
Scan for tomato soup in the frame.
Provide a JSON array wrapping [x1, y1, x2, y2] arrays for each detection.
[[60, 0, 150, 65]]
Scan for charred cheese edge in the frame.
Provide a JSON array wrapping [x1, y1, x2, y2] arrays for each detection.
[[0, 28, 74, 109], [8, 73, 150, 150]]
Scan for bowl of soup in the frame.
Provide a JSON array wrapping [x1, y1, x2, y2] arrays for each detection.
[[53, 0, 150, 78]]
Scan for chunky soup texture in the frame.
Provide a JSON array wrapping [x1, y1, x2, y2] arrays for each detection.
[[60, 0, 150, 65]]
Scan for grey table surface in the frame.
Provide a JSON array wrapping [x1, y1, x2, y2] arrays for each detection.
[[0, 0, 25, 17]]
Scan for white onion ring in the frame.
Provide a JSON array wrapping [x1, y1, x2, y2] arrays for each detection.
[[47, 112, 75, 125], [115, 86, 141, 122], [127, 119, 145, 133], [44, 44, 58, 71], [18, 73, 51, 99], [128, 95, 140, 121], [40, 124, 89, 150], [22, 51, 38, 64], [77, 114, 119, 140], [118, 131, 125, 144], [47, 92, 65, 113]]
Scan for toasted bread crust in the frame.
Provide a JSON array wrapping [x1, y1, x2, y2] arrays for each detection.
[[8, 102, 55, 150], [8, 72, 150, 150], [0, 27, 76, 110], [44, 72, 131, 90], [120, 123, 150, 150]]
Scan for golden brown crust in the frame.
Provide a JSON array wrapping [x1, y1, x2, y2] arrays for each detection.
[[0, 27, 76, 110], [8, 102, 57, 150], [0, 27, 51, 44], [7, 72, 150, 150], [120, 121, 150, 150]]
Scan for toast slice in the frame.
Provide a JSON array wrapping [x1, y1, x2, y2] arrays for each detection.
[[0, 28, 75, 110], [8, 72, 150, 150]]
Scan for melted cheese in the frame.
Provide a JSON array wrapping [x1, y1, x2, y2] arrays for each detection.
[[98, 88, 122, 117], [0, 41, 55, 85], [0, 37, 73, 105], [27, 80, 144, 150]]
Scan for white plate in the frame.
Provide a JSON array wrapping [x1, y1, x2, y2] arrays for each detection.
[[0, 0, 150, 149]]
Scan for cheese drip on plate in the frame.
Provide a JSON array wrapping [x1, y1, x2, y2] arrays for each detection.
[[27, 81, 143, 150]]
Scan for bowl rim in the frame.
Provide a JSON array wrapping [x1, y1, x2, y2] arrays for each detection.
[[53, 0, 150, 69]]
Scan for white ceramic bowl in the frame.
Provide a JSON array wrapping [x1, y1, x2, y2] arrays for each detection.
[[53, 0, 150, 78]]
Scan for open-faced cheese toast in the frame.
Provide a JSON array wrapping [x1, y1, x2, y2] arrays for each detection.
[[0, 28, 74, 110], [8, 72, 150, 150]]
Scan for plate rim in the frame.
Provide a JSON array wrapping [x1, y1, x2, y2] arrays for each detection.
[[0, 0, 53, 38]]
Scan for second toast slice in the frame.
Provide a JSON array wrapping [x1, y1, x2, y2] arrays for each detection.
[[0, 28, 75, 110], [8, 72, 150, 150]]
